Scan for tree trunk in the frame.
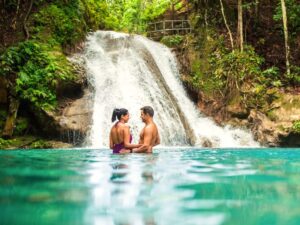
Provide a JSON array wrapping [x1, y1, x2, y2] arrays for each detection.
[[237, 0, 244, 52], [23, 0, 34, 40], [2, 95, 19, 138], [280, 0, 291, 76], [220, 0, 234, 50], [11, 0, 20, 30], [255, 0, 259, 19], [204, 0, 208, 28]]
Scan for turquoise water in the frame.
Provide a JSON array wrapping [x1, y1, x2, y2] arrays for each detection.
[[1, 148, 300, 225]]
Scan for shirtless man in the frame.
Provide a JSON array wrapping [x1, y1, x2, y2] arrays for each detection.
[[133, 106, 160, 153]]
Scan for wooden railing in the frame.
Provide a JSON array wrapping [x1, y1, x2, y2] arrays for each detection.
[[147, 20, 192, 39]]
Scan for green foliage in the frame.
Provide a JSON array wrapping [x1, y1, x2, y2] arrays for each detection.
[[0, 41, 73, 110], [31, 2, 86, 45], [82, 0, 108, 30], [14, 117, 30, 136], [188, 37, 280, 110], [274, 0, 300, 36], [0, 138, 12, 149], [209, 46, 263, 93], [292, 120, 300, 133], [104, 0, 171, 32], [190, 58, 223, 95], [286, 65, 300, 85], [161, 35, 184, 47], [208, 46, 281, 109]]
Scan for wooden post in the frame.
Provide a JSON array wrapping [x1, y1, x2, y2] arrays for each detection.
[[172, 20, 174, 35]]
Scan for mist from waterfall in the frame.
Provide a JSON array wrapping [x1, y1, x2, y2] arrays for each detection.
[[84, 31, 259, 148]]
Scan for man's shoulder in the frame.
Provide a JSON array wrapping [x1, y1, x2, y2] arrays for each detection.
[[144, 123, 156, 132]]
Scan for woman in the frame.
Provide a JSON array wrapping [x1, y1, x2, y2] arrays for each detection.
[[109, 108, 141, 154]]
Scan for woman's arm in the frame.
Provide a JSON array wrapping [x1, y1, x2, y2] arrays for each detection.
[[123, 126, 142, 149]]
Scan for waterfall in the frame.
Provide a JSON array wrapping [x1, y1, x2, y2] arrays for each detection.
[[84, 31, 259, 148]]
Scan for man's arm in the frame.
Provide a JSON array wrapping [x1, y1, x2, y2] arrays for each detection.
[[133, 126, 153, 153]]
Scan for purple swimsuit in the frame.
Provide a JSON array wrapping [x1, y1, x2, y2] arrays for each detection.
[[112, 122, 133, 154]]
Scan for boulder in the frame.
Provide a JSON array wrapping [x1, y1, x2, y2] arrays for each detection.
[[248, 105, 300, 147], [31, 89, 93, 146], [248, 110, 285, 146]]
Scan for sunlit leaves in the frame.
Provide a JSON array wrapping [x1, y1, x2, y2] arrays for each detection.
[[0, 41, 73, 110]]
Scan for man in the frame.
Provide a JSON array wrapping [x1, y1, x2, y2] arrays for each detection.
[[133, 106, 160, 153]]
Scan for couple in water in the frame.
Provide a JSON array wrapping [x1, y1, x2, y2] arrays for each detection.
[[109, 106, 160, 154]]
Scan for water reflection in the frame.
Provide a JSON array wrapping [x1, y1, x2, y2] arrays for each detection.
[[1, 149, 300, 225], [86, 153, 158, 225]]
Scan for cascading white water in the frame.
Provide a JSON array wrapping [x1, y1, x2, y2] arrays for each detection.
[[84, 31, 259, 148]]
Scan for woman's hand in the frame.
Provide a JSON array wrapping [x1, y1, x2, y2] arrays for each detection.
[[119, 149, 131, 154]]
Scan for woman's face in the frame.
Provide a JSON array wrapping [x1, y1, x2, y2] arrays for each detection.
[[122, 113, 130, 123]]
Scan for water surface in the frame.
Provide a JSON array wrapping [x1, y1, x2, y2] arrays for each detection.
[[1, 148, 300, 225]]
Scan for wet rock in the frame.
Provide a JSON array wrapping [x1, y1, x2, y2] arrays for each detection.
[[248, 108, 300, 147], [226, 103, 249, 119], [200, 137, 213, 147], [31, 89, 93, 146], [45, 140, 73, 149], [248, 110, 283, 146]]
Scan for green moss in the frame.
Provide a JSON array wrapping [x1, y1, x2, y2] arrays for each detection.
[[30, 140, 52, 149], [267, 110, 278, 122], [0, 136, 58, 149], [0, 138, 12, 149], [292, 120, 300, 133], [0, 136, 37, 149]]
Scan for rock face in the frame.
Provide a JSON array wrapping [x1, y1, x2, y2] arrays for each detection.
[[32, 89, 93, 146], [59, 89, 93, 144], [248, 110, 284, 146], [198, 91, 300, 147], [258, 93, 300, 147], [31, 54, 94, 146]]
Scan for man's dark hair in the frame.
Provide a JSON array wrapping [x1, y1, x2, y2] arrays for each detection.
[[141, 106, 154, 117]]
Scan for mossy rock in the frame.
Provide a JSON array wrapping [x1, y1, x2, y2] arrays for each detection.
[[29, 140, 53, 149], [292, 120, 300, 133], [0, 136, 37, 149]]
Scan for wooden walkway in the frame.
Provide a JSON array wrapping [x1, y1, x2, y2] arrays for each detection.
[[147, 20, 192, 40]]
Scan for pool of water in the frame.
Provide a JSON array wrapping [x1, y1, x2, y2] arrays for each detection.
[[0, 148, 300, 225]]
